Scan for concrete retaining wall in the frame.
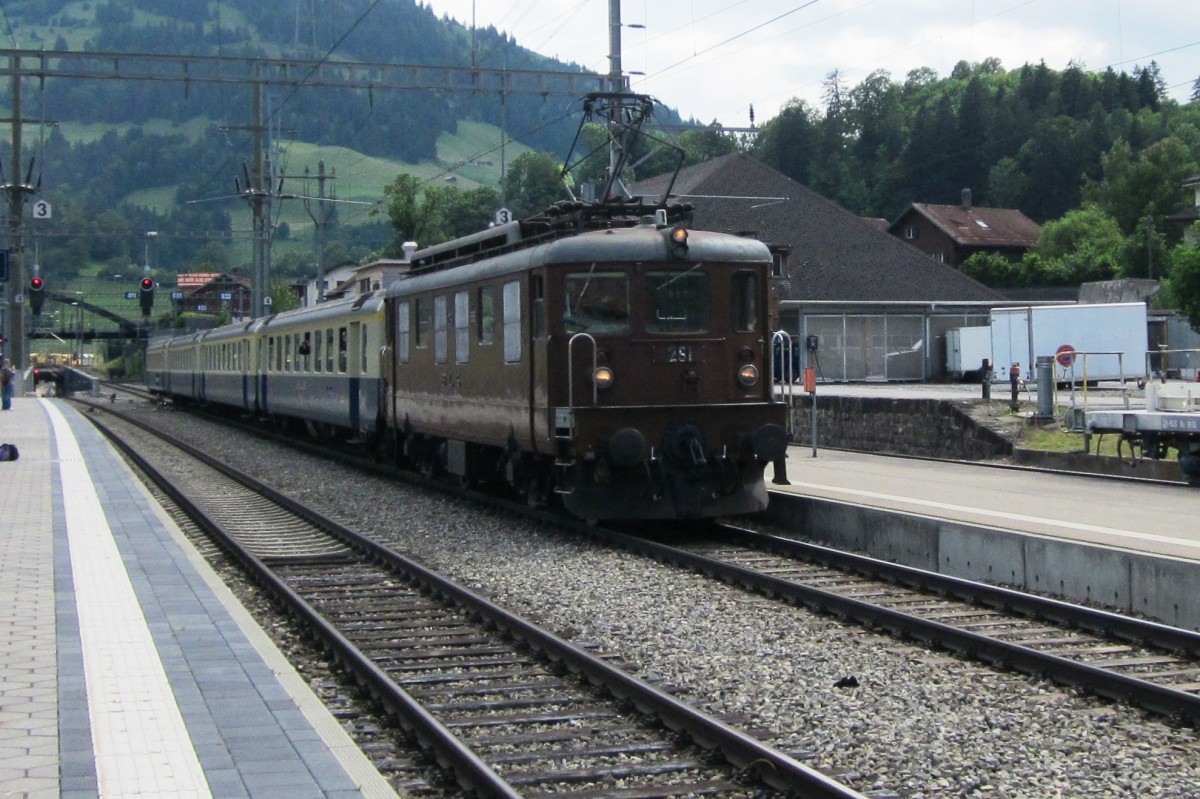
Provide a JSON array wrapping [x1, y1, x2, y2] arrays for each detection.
[[788, 395, 1012, 460], [788, 393, 1187, 483]]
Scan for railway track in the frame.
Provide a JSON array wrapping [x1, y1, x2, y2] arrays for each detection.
[[92, 388, 1200, 724], [94, 387, 1200, 724], [602, 522, 1200, 724], [81, 402, 877, 799]]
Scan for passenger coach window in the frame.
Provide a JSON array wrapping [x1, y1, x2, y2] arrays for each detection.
[[503, 281, 522, 363], [299, 333, 311, 371], [338, 327, 348, 373], [361, 326, 369, 373], [325, 328, 335, 372], [731, 271, 759, 332], [434, 296, 448, 364], [477, 286, 495, 344], [646, 271, 710, 334], [454, 291, 469, 364], [563, 270, 629, 334], [314, 333, 323, 373], [397, 302, 411, 364]]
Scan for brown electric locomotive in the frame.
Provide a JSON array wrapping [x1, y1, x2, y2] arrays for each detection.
[[382, 201, 790, 520]]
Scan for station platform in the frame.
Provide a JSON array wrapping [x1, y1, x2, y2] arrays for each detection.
[[0, 397, 398, 798], [770, 446, 1199, 563], [765, 443, 1200, 630]]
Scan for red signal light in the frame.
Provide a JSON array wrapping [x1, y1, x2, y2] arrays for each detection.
[[141, 277, 154, 289], [30, 277, 43, 289]]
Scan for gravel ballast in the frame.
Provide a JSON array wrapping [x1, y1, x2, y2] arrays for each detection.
[[128, 404, 1200, 798]]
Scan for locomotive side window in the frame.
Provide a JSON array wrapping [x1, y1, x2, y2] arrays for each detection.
[[532, 275, 546, 337], [503, 280, 522, 363], [477, 286, 495, 345], [563, 270, 629, 334], [454, 290, 469, 364], [731, 271, 760, 332], [434, 295, 448, 364], [415, 298, 429, 348], [646, 271, 710, 334], [397, 302, 411, 364]]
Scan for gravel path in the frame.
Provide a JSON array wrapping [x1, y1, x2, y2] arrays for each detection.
[[130, 403, 1200, 798]]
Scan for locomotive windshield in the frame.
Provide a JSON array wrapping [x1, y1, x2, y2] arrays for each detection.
[[564, 271, 630, 333], [646, 271, 710, 334]]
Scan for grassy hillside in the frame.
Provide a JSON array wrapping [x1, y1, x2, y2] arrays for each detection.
[[31, 118, 537, 345]]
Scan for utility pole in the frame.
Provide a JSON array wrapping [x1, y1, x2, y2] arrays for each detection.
[[2, 55, 37, 368], [224, 75, 272, 319], [299, 161, 334, 304], [607, 0, 627, 189]]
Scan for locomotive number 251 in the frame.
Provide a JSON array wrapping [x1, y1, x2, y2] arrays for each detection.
[[666, 344, 695, 363]]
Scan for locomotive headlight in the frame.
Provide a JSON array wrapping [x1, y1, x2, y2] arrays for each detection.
[[737, 363, 760, 387], [668, 226, 689, 258], [593, 366, 615, 389]]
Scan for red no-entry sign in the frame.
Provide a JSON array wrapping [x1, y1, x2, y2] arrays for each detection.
[[1055, 344, 1076, 367]]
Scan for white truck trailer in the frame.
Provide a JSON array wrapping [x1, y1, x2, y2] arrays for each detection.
[[989, 302, 1148, 382], [946, 326, 993, 378]]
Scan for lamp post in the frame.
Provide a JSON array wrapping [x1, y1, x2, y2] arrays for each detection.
[[72, 294, 82, 366], [144, 231, 158, 274]]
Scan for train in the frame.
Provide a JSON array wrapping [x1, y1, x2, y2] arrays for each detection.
[[146, 201, 791, 521]]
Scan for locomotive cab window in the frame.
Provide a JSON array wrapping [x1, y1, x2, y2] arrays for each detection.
[[646, 270, 710, 334], [731, 271, 760, 332], [563, 270, 629, 334]]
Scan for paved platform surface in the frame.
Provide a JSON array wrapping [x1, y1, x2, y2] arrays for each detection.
[[771, 380, 1199, 562], [769, 445, 1199, 563], [0, 396, 398, 798]]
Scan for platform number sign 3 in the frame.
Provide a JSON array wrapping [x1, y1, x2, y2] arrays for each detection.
[[32, 200, 51, 219]]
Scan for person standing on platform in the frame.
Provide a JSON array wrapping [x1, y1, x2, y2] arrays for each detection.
[[1, 358, 15, 410]]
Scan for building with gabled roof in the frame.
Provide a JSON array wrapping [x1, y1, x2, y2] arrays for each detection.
[[889, 190, 1041, 267], [632, 153, 1005, 381], [174, 272, 253, 321]]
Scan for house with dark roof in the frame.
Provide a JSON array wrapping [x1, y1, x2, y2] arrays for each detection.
[[888, 190, 1041, 268], [174, 272, 253, 321], [632, 153, 1004, 381]]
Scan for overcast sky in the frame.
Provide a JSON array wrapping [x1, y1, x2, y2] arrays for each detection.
[[422, 0, 1199, 127]]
